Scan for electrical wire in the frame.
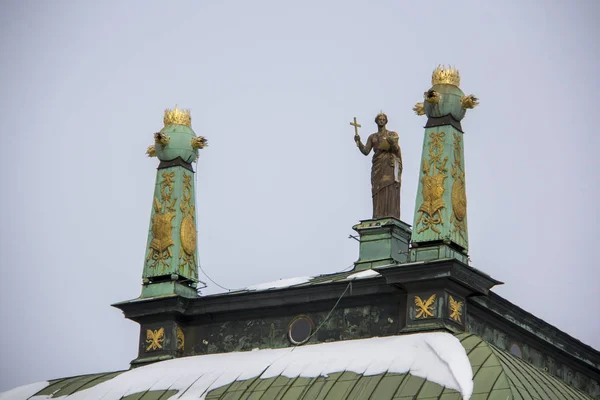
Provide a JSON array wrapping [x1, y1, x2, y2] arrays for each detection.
[[292, 281, 352, 351], [198, 262, 231, 292], [194, 158, 232, 292]]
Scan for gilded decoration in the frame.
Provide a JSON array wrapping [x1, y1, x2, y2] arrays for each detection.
[[191, 136, 208, 149], [461, 94, 479, 109], [413, 102, 425, 116], [450, 133, 467, 241], [146, 328, 165, 351], [146, 172, 177, 268], [432, 65, 460, 87], [415, 294, 436, 319], [449, 295, 464, 323], [146, 145, 156, 157], [164, 106, 191, 127], [416, 132, 447, 234], [154, 132, 170, 145], [179, 173, 197, 271], [176, 327, 185, 351], [424, 89, 440, 104]]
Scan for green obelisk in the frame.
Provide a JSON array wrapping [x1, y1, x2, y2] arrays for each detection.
[[140, 106, 208, 298], [410, 66, 478, 264]]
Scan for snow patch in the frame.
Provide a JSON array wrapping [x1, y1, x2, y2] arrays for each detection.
[[0, 381, 49, 400], [244, 276, 312, 291], [13, 332, 473, 400], [346, 269, 380, 280]]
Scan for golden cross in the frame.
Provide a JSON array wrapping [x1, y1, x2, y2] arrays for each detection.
[[350, 117, 361, 135]]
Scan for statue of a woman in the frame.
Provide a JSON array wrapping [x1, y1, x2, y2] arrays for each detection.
[[354, 113, 402, 219]]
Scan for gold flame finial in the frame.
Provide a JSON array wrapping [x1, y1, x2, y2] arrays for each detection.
[[432, 65, 460, 87], [164, 105, 191, 127]]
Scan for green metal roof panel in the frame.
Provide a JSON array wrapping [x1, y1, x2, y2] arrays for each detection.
[[119, 390, 178, 400], [32, 372, 126, 398], [9, 333, 594, 400], [371, 374, 409, 399], [302, 375, 338, 400], [33, 379, 72, 397], [76, 372, 123, 392], [120, 391, 147, 400]]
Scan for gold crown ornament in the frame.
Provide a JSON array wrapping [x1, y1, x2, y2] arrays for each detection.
[[163, 106, 192, 127], [431, 65, 460, 87]]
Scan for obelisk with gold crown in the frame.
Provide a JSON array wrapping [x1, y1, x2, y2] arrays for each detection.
[[410, 66, 478, 264], [140, 107, 207, 298]]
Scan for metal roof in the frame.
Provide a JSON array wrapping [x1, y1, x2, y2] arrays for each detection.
[[8, 333, 592, 400]]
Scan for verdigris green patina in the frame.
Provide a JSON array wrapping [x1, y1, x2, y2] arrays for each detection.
[[410, 66, 478, 263], [352, 218, 411, 270], [140, 106, 207, 299]]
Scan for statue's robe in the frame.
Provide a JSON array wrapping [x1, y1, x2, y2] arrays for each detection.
[[369, 131, 402, 219]]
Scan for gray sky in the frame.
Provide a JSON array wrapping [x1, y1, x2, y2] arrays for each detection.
[[1, 0, 599, 392]]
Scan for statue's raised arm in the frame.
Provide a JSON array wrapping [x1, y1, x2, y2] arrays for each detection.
[[351, 117, 372, 155], [356, 135, 373, 156]]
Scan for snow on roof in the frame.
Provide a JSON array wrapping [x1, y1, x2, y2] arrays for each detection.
[[345, 269, 380, 280], [7, 332, 473, 400], [0, 382, 49, 400], [239, 267, 385, 293], [244, 276, 313, 291]]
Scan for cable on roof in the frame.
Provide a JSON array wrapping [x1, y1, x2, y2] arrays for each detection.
[[198, 262, 231, 292], [292, 281, 352, 351], [194, 159, 231, 292]]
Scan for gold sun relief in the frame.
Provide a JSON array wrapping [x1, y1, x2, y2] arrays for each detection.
[[449, 296, 464, 323], [146, 328, 165, 351], [179, 173, 197, 276], [415, 294, 437, 319]]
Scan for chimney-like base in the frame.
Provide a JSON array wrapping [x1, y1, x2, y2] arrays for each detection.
[[352, 218, 412, 271]]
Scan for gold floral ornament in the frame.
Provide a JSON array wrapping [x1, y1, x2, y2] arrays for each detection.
[[450, 133, 467, 241], [415, 294, 437, 319], [416, 132, 448, 234], [146, 172, 177, 268], [449, 296, 464, 323], [154, 131, 170, 145], [176, 327, 185, 351], [432, 65, 460, 87], [146, 328, 165, 351], [146, 145, 156, 157], [424, 89, 440, 104], [461, 94, 479, 109], [413, 102, 425, 116], [164, 106, 191, 128], [191, 136, 208, 149]]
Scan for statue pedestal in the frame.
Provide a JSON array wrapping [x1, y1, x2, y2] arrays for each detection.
[[352, 218, 412, 271]]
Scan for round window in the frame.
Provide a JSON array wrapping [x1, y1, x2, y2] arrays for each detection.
[[288, 315, 314, 345]]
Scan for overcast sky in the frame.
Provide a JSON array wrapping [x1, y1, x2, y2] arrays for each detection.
[[1, 0, 599, 392]]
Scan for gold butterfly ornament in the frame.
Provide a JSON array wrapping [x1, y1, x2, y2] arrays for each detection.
[[146, 328, 165, 351], [415, 294, 437, 319], [449, 296, 464, 323]]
